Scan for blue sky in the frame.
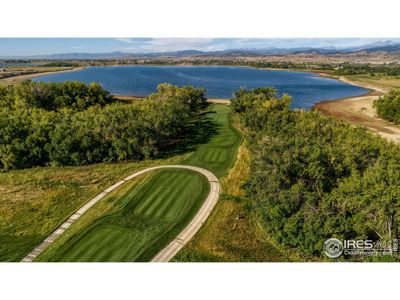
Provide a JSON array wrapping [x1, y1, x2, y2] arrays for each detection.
[[1, 38, 400, 56]]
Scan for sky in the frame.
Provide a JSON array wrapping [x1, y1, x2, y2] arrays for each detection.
[[1, 38, 400, 57]]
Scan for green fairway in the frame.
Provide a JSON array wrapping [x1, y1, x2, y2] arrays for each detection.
[[41, 169, 209, 262], [36, 103, 242, 262], [182, 104, 242, 177]]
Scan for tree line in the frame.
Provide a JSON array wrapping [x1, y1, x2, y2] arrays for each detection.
[[0, 81, 207, 171], [232, 87, 400, 260], [334, 64, 400, 76]]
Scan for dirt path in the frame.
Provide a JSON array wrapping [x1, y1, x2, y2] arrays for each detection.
[[21, 165, 220, 262], [314, 76, 400, 144]]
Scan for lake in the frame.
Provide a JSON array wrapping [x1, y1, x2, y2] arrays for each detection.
[[32, 65, 368, 109]]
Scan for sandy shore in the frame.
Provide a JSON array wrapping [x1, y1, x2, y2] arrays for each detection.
[[114, 95, 231, 105], [0, 66, 85, 84], [207, 98, 230, 105], [314, 74, 400, 144]]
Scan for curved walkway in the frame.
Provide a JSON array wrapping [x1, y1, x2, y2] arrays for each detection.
[[21, 165, 220, 262]]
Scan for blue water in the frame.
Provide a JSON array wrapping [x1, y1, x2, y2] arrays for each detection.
[[32, 66, 368, 109]]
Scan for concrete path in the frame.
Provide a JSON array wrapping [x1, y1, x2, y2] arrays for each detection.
[[21, 165, 220, 262]]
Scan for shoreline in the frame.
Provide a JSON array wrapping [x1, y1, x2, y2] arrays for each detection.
[[0, 66, 86, 84], [313, 73, 400, 144], [114, 94, 231, 105], [5, 64, 399, 143]]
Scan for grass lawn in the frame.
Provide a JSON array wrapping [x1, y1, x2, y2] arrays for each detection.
[[181, 103, 242, 178], [38, 169, 210, 262]]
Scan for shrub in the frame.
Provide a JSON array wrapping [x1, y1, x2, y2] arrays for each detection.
[[374, 89, 400, 124]]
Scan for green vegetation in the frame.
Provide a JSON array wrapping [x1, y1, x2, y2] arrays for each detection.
[[0, 80, 115, 110], [39, 62, 79, 67], [181, 104, 242, 177], [374, 89, 400, 124], [174, 137, 290, 262], [340, 74, 400, 91], [4, 78, 400, 262], [334, 64, 400, 76], [232, 87, 400, 260], [0, 82, 211, 262], [36, 103, 242, 262], [0, 81, 206, 171]]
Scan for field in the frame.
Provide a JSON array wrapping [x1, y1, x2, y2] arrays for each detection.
[[344, 74, 400, 91], [32, 103, 242, 261]]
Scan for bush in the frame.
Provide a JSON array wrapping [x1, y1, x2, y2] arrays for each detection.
[[0, 80, 115, 111], [234, 87, 400, 259], [0, 82, 207, 171], [374, 89, 400, 124]]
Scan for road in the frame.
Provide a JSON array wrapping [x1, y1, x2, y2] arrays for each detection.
[[21, 165, 220, 262]]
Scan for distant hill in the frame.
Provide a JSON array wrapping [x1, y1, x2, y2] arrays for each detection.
[[1, 40, 400, 60], [353, 43, 400, 54]]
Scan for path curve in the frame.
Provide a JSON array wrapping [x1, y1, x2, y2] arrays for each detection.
[[21, 165, 220, 262]]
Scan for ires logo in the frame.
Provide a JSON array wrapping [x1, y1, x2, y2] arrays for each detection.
[[323, 238, 375, 258], [343, 240, 373, 250]]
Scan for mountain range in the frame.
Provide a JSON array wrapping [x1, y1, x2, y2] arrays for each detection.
[[2, 40, 400, 60]]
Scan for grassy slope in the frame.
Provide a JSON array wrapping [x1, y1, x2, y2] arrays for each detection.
[[36, 103, 243, 261]]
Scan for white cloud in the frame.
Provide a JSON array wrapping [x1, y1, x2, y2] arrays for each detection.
[[114, 38, 137, 44], [114, 38, 400, 53], [116, 38, 223, 52]]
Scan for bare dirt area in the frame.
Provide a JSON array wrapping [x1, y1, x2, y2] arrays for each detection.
[[314, 80, 400, 144], [207, 98, 230, 105]]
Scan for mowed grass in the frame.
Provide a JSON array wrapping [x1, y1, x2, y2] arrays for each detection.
[[182, 104, 242, 178], [38, 169, 209, 262], [0, 156, 186, 262], [35, 103, 242, 261]]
